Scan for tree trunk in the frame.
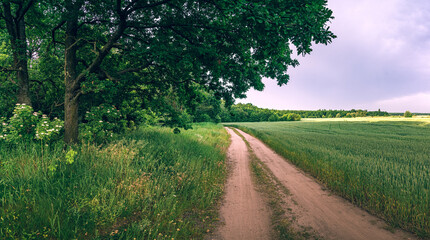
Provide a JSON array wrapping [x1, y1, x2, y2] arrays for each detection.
[[2, 2, 32, 106], [15, 16, 31, 105], [63, 6, 79, 144], [64, 91, 79, 144], [62, 1, 125, 143]]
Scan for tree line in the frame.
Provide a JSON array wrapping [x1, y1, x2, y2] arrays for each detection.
[[219, 103, 389, 122]]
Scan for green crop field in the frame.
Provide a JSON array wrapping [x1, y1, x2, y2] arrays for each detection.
[[227, 118, 430, 237], [0, 123, 229, 239]]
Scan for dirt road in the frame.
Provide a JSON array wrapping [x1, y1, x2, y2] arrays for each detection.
[[209, 127, 271, 240], [234, 128, 417, 240]]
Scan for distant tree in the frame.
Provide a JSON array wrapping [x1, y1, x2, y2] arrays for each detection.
[[268, 114, 279, 122], [404, 111, 413, 118]]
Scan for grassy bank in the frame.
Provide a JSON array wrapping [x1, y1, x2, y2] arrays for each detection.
[[227, 119, 430, 237], [0, 123, 229, 239]]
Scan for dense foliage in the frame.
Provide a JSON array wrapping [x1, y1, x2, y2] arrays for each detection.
[[0, 103, 63, 143], [220, 103, 389, 122], [229, 120, 430, 237], [1, 0, 335, 143]]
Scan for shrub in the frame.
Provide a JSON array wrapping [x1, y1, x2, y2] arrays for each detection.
[[279, 113, 301, 121], [268, 114, 279, 122], [35, 116, 63, 142], [279, 114, 289, 121], [163, 109, 193, 130], [196, 113, 212, 122], [291, 113, 301, 121], [404, 110, 413, 118], [80, 104, 127, 143], [0, 104, 63, 143], [134, 108, 160, 126]]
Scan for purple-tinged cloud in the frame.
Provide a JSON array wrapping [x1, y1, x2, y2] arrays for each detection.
[[239, 0, 430, 113]]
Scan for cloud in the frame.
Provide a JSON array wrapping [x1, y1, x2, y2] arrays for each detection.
[[372, 92, 430, 113], [241, 0, 430, 113]]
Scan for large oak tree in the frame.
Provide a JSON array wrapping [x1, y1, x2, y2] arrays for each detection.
[[3, 0, 336, 143]]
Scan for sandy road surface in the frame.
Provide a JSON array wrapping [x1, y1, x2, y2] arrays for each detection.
[[235, 128, 417, 240], [209, 127, 271, 240]]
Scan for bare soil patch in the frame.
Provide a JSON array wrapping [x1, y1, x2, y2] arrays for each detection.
[[208, 128, 271, 240]]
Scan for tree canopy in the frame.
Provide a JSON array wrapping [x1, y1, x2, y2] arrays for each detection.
[[1, 0, 336, 143]]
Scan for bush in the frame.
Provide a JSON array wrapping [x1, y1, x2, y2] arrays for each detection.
[[80, 104, 127, 143], [291, 113, 301, 121], [268, 114, 279, 122], [163, 109, 193, 130], [404, 110, 413, 118], [0, 104, 63, 143], [195, 113, 212, 123], [134, 108, 160, 126], [279, 113, 301, 121]]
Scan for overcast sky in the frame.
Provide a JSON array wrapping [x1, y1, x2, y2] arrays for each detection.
[[238, 0, 430, 113]]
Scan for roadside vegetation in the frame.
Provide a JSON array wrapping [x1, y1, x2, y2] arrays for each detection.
[[228, 119, 430, 237], [0, 123, 229, 239]]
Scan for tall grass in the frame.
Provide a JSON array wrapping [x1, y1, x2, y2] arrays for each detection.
[[0, 123, 229, 239], [228, 120, 430, 237]]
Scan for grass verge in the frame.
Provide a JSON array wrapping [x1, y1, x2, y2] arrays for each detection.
[[0, 123, 229, 239]]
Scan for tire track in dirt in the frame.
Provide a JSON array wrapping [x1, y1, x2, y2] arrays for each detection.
[[209, 127, 271, 240], [235, 128, 417, 240]]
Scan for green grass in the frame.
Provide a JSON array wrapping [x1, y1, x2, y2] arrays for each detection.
[[227, 120, 430, 237], [0, 123, 229, 239]]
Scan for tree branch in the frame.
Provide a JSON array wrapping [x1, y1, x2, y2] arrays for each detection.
[[127, 0, 172, 14], [117, 62, 152, 74], [99, 68, 118, 82], [51, 20, 66, 48], [169, 26, 196, 45], [2, 2, 16, 38], [78, 19, 111, 28], [16, 0, 35, 23], [72, 3, 128, 89], [0, 66, 19, 72]]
